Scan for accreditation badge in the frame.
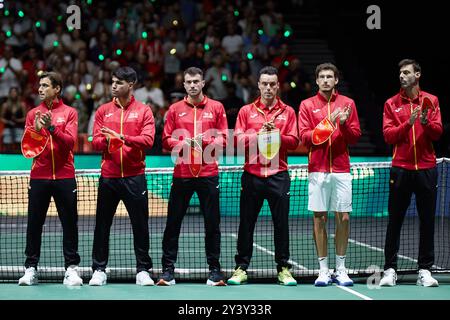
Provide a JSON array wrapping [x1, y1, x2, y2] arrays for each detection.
[[21, 127, 49, 159], [257, 129, 280, 160]]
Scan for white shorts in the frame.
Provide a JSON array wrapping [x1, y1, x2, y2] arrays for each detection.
[[308, 172, 352, 212]]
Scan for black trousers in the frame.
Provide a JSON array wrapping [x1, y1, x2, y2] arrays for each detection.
[[384, 167, 437, 271], [235, 171, 291, 272], [25, 178, 80, 269], [161, 176, 221, 271], [91, 174, 152, 273]]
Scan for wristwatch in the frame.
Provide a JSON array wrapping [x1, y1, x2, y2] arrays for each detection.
[[48, 125, 55, 133]]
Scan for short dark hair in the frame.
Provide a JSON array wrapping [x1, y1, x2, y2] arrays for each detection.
[[184, 67, 203, 79], [398, 59, 421, 73], [315, 63, 340, 79], [39, 71, 63, 96], [112, 66, 137, 83], [258, 66, 278, 80]]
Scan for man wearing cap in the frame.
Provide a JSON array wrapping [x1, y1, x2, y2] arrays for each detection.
[[18, 71, 82, 286], [298, 63, 361, 287], [379, 59, 442, 287]]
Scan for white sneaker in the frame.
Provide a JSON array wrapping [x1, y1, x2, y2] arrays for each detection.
[[18, 267, 38, 286], [314, 269, 332, 287], [417, 269, 439, 287], [63, 265, 83, 286], [333, 269, 354, 286], [89, 270, 107, 286], [136, 271, 155, 286], [379, 268, 397, 286]]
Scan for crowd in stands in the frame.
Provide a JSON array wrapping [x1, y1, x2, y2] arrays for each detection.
[[0, 0, 312, 154]]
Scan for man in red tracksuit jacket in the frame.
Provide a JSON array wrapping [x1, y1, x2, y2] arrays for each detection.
[[88, 67, 156, 286], [227, 66, 299, 286], [18, 71, 82, 286], [380, 59, 442, 287], [298, 63, 361, 287], [158, 67, 228, 286]]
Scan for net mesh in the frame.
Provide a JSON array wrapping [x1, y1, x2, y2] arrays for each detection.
[[1, 159, 449, 282]]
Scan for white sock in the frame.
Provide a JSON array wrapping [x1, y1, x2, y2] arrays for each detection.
[[336, 255, 346, 271], [318, 257, 328, 271]]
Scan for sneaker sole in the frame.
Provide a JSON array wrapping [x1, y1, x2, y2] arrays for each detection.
[[332, 278, 353, 286], [18, 280, 38, 286], [136, 280, 155, 286], [89, 281, 106, 286], [207, 279, 227, 286], [417, 280, 439, 287], [63, 280, 83, 286], [227, 280, 247, 285], [156, 279, 176, 286], [279, 281, 297, 286], [314, 281, 331, 287]]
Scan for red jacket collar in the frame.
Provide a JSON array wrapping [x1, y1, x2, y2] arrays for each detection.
[[399, 87, 422, 103], [113, 95, 135, 109], [40, 97, 63, 110], [253, 97, 286, 112], [317, 90, 339, 103], [183, 95, 208, 108]]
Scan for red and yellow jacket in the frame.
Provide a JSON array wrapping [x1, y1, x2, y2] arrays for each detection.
[[298, 91, 361, 173], [162, 95, 228, 178], [92, 96, 155, 178], [25, 98, 77, 179], [383, 89, 442, 170], [234, 97, 299, 178]]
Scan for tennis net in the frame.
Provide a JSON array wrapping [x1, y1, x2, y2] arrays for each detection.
[[1, 159, 449, 282]]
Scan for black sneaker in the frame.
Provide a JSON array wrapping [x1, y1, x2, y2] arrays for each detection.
[[206, 269, 226, 286], [157, 268, 175, 286]]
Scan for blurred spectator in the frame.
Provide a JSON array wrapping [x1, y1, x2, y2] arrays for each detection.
[[134, 73, 165, 110], [205, 53, 232, 101], [134, 29, 163, 81], [222, 81, 244, 129], [1, 87, 27, 152], [271, 43, 296, 84], [162, 29, 186, 87], [280, 58, 312, 112], [234, 60, 257, 103], [22, 47, 46, 96], [0, 46, 23, 102], [180, 41, 205, 72], [222, 23, 244, 74], [43, 24, 72, 56]]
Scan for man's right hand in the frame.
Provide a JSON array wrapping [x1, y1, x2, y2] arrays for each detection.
[[330, 108, 342, 126], [409, 106, 421, 125], [34, 111, 43, 131]]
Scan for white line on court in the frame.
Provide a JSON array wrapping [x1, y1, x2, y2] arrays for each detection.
[[335, 285, 373, 300], [229, 233, 308, 270]]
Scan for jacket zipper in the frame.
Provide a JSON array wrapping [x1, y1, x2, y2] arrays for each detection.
[[328, 100, 333, 173], [410, 102, 418, 170], [120, 107, 124, 177]]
